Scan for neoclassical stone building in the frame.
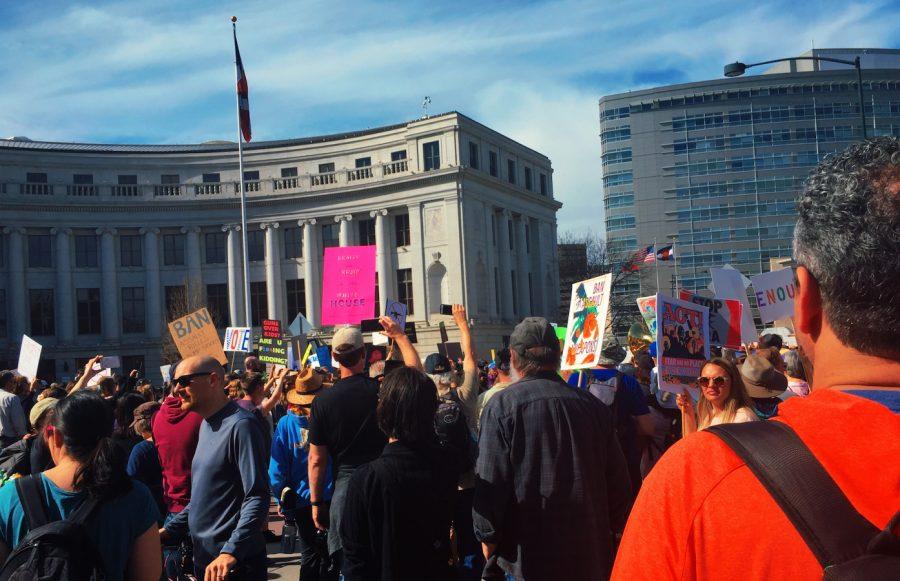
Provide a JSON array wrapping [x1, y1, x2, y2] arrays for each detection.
[[0, 112, 561, 380]]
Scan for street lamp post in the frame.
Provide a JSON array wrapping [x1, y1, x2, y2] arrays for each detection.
[[724, 55, 867, 139]]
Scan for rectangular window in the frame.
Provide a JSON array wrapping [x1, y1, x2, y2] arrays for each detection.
[[28, 234, 52, 268], [73, 174, 93, 185], [281, 167, 298, 178], [391, 150, 407, 161], [507, 159, 516, 184], [355, 157, 371, 168], [494, 268, 500, 313], [511, 271, 518, 313], [491, 216, 497, 246], [164, 286, 186, 317], [162, 234, 185, 266], [468, 142, 479, 169], [508, 220, 514, 250], [394, 213, 410, 247], [29, 289, 55, 336], [247, 229, 265, 262], [283, 227, 302, 259], [525, 224, 531, 253], [250, 281, 268, 326], [115, 174, 138, 196], [120, 235, 143, 267], [161, 174, 180, 185], [528, 273, 534, 312], [318, 162, 335, 174], [243, 170, 259, 182], [489, 151, 498, 177], [117, 175, 137, 184], [285, 279, 306, 320], [321, 223, 340, 249], [423, 141, 440, 171], [357, 219, 376, 246], [121, 287, 145, 333], [206, 284, 229, 328], [524, 167, 533, 191], [75, 235, 99, 268], [76, 288, 101, 335], [396, 268, 414, 315], [540, 172, 548, 195], [0, 289, 6, 338], [374, 273, 380, 319], [26, 172, 47, 183], [205, 232, 227, 264], [202, 173, 220, 183]]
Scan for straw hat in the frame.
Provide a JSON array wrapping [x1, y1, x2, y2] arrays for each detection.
[[286, 367, 324, 406]]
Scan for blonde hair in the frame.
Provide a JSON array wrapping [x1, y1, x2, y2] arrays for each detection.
[[696, 358, 755, 428]]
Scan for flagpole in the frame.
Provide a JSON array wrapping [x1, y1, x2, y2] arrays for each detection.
[[653, 237, 660, 293], [232, 17, 252, 329], [672, 241, 679, 292]]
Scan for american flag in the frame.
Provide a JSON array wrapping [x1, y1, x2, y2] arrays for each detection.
[[634, 244, 655, 263], [233, 29, 251, 142]]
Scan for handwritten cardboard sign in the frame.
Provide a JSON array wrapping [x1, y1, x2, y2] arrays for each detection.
[[223, 327, 252, 352], [561, 273, 612, 371], [321, 245, 377, 325], [656, 294, 710, 394], [750, 269, 796, 324], [167, 308, 227, 365]]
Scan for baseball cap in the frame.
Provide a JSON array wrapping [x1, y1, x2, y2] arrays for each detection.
[[130, 401, 161, 429], [424, 353, 451, 374], [509, 317, 559, 356], [332, 326, 364, 355], [29, 397, 58, 427]]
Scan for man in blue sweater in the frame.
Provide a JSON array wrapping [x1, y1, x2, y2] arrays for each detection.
[[161, 355, 270, 580]]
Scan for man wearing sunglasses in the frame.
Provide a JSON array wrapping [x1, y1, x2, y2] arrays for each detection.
[[614, 138, 900, 579], [160, 355, 269, 581]]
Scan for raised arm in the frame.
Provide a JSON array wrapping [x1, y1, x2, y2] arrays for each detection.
[[69, 355, 103, 394], [452, 304, 479, 429], [452, 304, 477, 373], [378, 316, 423, 371], [260, 368, 289, 415]]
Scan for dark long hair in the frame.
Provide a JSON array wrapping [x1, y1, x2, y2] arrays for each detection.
[[51, 391, 131, 499], [377, 367, 438, 446], [114, 393, 145, 439]]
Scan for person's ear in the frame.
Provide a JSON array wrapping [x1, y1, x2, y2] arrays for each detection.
[[794, 266, 822, 341]]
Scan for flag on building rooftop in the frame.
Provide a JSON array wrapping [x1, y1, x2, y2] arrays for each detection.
[[233, 28, 251, 142]]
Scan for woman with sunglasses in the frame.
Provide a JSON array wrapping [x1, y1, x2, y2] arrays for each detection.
[[676, 357, 757, 437], [0, 390, 162, 580]]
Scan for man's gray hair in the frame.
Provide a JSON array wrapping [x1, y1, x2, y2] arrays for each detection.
[[793, 137, 900, 359]]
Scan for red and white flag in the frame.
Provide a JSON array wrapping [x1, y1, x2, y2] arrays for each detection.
[[233, 30, 251, 142]]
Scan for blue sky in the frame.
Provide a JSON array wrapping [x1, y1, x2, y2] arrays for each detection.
[[2, 0, 898, 232]]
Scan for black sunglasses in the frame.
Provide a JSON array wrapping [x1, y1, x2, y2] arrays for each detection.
[[173, 372, 212, 387]]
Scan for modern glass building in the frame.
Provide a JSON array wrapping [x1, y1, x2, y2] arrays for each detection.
[[599, 48, 900, 320]]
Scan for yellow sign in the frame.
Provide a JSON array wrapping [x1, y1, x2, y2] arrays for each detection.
[[167, 308, 228, 365]]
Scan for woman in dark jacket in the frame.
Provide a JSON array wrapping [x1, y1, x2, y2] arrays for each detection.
[[340, 367, 462, 581]]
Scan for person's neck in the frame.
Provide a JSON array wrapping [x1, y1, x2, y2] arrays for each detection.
[[808, 328, 900, 391], [200, 395, 230, 420], [340, 365, 361, 379], [497, 373, 512, 383], [710, 401, 727, 414], [43, 457, 81, 492]]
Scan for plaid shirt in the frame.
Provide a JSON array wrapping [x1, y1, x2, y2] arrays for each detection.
[[473, 371, 632, 580]]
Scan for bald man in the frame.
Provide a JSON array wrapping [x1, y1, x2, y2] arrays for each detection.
[[160, 356, 269, 581]]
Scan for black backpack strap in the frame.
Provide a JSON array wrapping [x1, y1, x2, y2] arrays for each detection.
[[707, 421, 880, 568], [14, 475, 50, 530], [67, 495, 103, 526]]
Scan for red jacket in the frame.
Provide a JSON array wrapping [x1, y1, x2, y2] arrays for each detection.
[[152, 396, 203, 513]]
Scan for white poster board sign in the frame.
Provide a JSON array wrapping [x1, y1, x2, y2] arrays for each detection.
[[17, 335, 42, 383], [750, 269, 796, 324], [560, 273, 613, 371], [710, 266, 757, 345], [223, 327, 252, 352]]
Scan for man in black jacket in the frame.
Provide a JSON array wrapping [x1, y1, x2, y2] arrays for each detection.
[[474, 317, 632, 580]]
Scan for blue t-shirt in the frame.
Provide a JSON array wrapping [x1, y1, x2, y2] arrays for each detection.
[[127, 439, 166, 517], [846, 390, 900, 413], [0, 475, 160, 581]]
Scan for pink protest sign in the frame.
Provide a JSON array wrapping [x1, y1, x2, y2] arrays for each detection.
[[321, 245, 377, 325]]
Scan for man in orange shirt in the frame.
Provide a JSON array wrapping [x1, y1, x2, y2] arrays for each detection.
[[613, 137, 900, 580]]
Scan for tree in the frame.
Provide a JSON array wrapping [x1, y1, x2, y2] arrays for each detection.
[[160, 278, 208, 365], [557, 231, 643, 345]]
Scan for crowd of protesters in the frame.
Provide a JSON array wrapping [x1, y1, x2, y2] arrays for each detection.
[[0, 137, 896, 580]]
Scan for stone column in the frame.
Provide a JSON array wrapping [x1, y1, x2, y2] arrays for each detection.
[[371, 209, 394, 310], [96, 227, 120, 342], [300, 219, 320, 326], [496, 210, 515, 321], [223, 224, 245, 327], [141, 227, 162, 338], [261, 222, 282, 321], [182, 226, 202, 294], [407, 204, 427, 322], [515, 215, 530, 316], [532, 220, 547, 318], [51, 228, 74, 343], [481, 205, 497, 319], [4, 228, 27, 341], [335, 214, 352, 247]]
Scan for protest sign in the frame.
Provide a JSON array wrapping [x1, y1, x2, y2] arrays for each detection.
[[258, 336, 289, 366], [679, 290, 743, 349], [385, 300, 408, 330], [287, 312, 313, 337], [17, 335, 42, 383], [372, 332, 389, 346], [560, 273, 612, 371], [167, 308, 228, 365], [223, 327, 252, 352], [404, 322, 418, 344], [321, 245, 377, 325], [750, 269, 796, 324], [710, 266, 757, 345], [99, 356, 121, 370], [656, 294, 710, 394], [316, 346, 332, 371], [439, 321, 449, 344], [636, 296, 658, 336], [88, 367, 112, 387], [159, 365, 173, 382], [262, 319, 282, 339], [438, 342, 463, 361]]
